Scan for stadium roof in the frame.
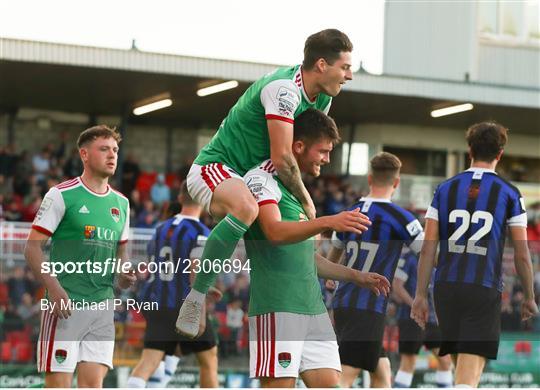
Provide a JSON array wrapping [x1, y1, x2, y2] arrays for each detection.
[[1, 38, 539, 134]]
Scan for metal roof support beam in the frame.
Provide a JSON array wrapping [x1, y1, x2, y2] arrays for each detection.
[[7, 108, 18, 145]]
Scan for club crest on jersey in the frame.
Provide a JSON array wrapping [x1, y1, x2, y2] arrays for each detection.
[[278, 352, 291, 368], [110, 207, 120, 223], [55, 349, 67, 364], [84, 225, 96, 239]]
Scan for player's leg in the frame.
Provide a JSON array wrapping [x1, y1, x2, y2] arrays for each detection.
[[76, 362, 109, 388], [300, 368, 340, 388], [195, 346, 219, 387], [191, 176, 258, 293], [44, 373, 74, 388], [453, 284, 501, 387], [298, 314, 341, 387], [454, 353, 485, 387], [431, 350, 453, 388], [127, 348, 165, 387], [37, 310, 80, 388], [394, 354, 416, 387], [395, 318, 423, 387], [249, 313, 306, 388], [425, 321, 453, 388], [369, 357, 391, 388], [179, 164, 257, 336], [339, 365, 361, 388]]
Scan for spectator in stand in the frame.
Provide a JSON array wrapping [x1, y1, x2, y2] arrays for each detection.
[[2, 303, 24, 333], [225, 298, 244, 356], [63, 148, 83, 178], [16, 292, 39, 322], [22, 195, 42, 222], [32, 147, 51, 184], [150, 173, 170, 207], [136, 199, 158, 228], [7, 266, 33, 306], [129, 189, 143, 226], [0, 144, 17, 180], [122, 153, 141, 195], [13, 151, 33, 197], [0, 174, 12, 198]]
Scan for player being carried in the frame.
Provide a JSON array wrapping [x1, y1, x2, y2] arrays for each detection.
[[177, 29, 371, 337], [327, 152, 425, 388], [411, 121, 538, 387], [243, 108, 390, 388], [25, 125, 136, 387]]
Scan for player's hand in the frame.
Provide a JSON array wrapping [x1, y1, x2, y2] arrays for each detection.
[[47, 282, 71, 319], [411, 295, 429, 330], [353, 271, 390, 297], [325, 279, 336, 291], [208, 286, 223, 302], [521, 298, 539, 321], [303, 199, 317, 220], [118, 268, 137, 289], [326, 208, 371, 235]]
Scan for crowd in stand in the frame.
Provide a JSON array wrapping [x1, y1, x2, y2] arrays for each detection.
[[1, 144, 540, 361]]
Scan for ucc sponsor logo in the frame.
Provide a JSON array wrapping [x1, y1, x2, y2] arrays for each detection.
[[84, 225, 118, 240]]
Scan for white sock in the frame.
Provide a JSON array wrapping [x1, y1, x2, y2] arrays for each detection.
[[436, 370, 453, 387], [161, 355, 181, 387], [394, 370, 413, 387], [147, 361, 165, 388], [455, 384, 472, 388], [126, 376, 146, 388], [186, 288, 205, 304]]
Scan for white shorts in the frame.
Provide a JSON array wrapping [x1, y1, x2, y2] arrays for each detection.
[[186, 163, 243, 214], [37, 299, 115, 373], [248, 312, 341, 378]]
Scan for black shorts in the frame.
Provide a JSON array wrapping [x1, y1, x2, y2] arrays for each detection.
[[333, 308, 386, 372], [398, 319, 441, 354], [434, 282, 501, 360], [143, 309, 217, 356]]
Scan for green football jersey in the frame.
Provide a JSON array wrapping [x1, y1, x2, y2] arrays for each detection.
[[32, 177, 130, 302], [243, 160, 326, 316], [194, 65, 332, 176]]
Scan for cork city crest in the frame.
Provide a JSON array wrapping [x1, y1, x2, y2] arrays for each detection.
[[110, 207, 120, 223]]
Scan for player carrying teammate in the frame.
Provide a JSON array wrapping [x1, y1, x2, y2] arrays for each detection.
[[127, 182, 220, 388], [243, 108, 389, 388], [327, 152, 425, 388], [411, 121, 538, 387], [177, 29, 372, 337], [25, 125, 135, 387], [393, 250, 453, 388]]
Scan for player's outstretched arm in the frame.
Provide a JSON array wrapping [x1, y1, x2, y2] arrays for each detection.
[[314, 253, 390, 296], [411, 218, 438, 329], [268, 119, 316, 219], [258, 204, 368, 244], [24, 229, 71, 319], [509, 226, 539, 321]]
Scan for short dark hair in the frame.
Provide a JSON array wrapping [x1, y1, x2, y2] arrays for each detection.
[[466, 121, 508, 162], [179, 180, 198, 206], [303, 29, 353, 70], [370, 152, 402, 186], [77, 125, 122, 149], [293, 108, 341, 146]]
